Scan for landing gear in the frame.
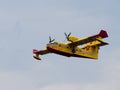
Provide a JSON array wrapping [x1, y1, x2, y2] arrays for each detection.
[[71, 46, 76, 53], [72, 48, 75, 53]]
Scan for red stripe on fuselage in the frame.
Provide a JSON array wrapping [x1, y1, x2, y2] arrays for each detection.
[[47, 46, 72, 57]]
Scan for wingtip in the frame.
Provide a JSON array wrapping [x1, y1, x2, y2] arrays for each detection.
[[33, 54, 41, 60], [33, 49, 39, 53]]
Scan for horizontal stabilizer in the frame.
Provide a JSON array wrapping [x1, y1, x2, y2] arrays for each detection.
[[92, 39, 109, 47], [99, 42, 108, 47]]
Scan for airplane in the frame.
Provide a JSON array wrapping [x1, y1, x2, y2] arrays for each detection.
[[33, 30, 108, 60]]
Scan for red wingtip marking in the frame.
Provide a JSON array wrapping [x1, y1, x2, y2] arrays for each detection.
[[33, 49, 39, 53], [99, 30, 108, 38]]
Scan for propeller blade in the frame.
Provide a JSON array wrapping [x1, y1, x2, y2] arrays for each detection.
[[64, 32, 71, 41], [51, 39, 55, 42], [68, 32, 71, 37], [64, 33, 67, 37], [49, 36, 51, 43], [49, 36, 55, 43]]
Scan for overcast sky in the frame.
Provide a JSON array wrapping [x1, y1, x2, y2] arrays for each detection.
[[0, 0, 120, 90]]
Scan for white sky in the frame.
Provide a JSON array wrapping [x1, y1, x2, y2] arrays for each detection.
[[0, 0, 120, 90]]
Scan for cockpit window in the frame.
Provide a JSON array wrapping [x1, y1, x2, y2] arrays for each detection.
[[47, 42, 58, 46], [52, 42, 58, 46]]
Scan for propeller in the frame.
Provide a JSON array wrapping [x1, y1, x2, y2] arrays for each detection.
[[49, 36, 55, 43], [64, 32, 76, 53], [64, 32, 71, 41]]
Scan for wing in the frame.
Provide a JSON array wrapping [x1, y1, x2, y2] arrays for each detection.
[[33, 49, 50, 60], [33, 49, 50, 55], [68, 30, 108, 47]]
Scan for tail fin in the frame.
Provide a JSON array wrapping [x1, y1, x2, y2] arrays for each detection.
[[99, 30, 108, 38]]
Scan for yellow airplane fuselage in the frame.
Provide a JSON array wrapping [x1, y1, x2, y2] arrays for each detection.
[[46, 41, 99, 59], [33, 30, 108, 60]]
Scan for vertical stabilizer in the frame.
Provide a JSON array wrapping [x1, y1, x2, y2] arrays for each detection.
[[99, 30, 108, 38]]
